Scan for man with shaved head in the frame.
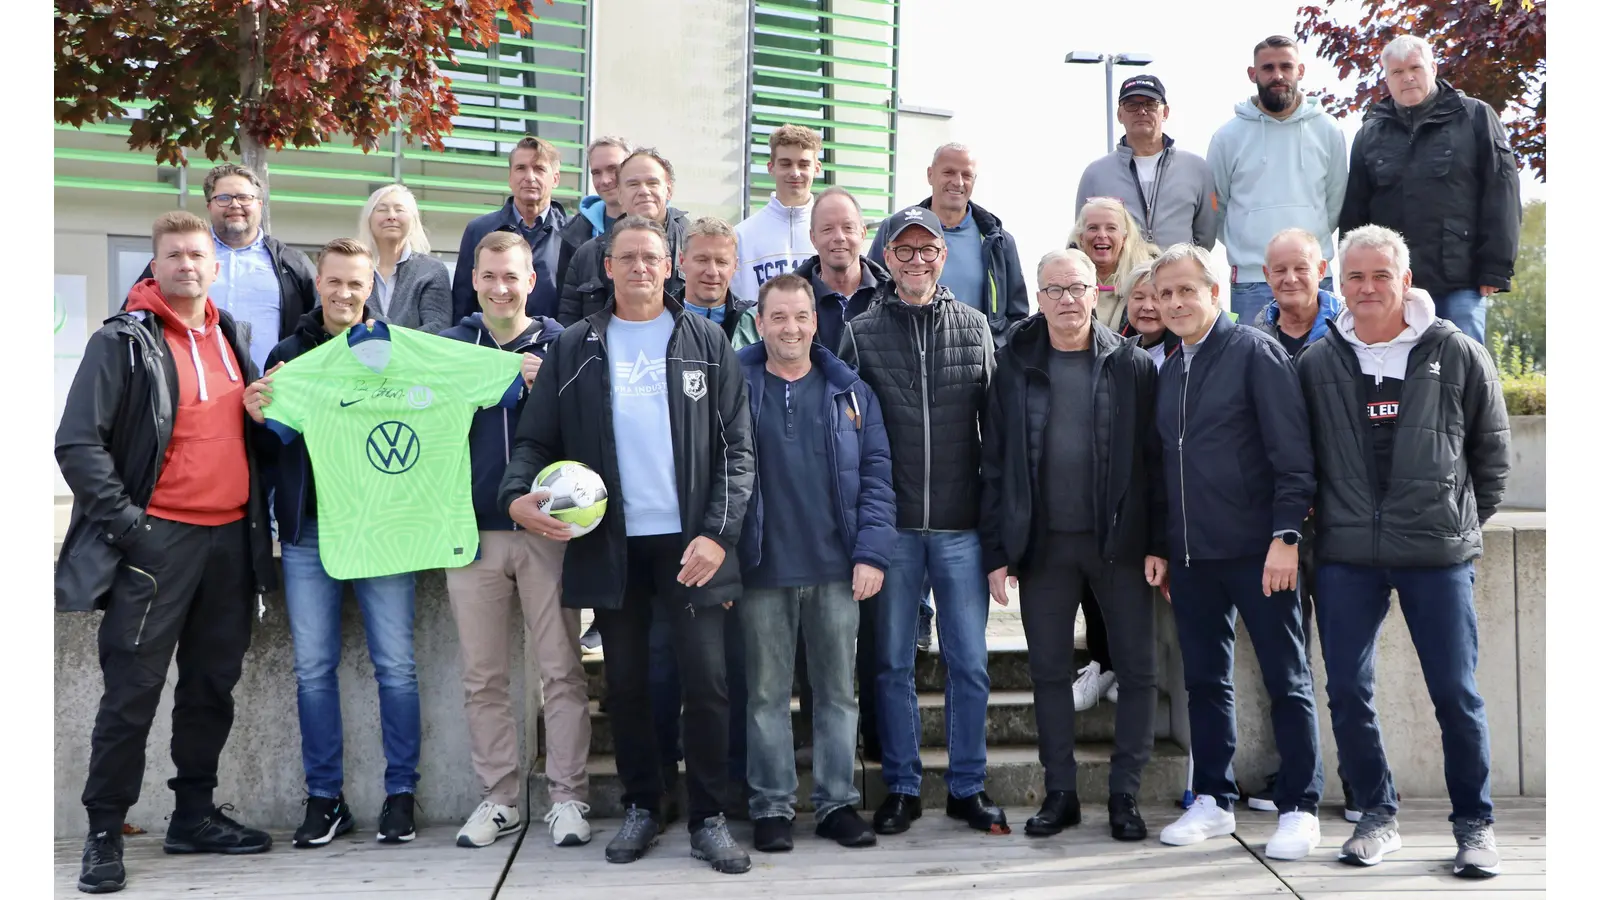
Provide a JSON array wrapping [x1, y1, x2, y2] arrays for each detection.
[[868, 143, 1028, 347]]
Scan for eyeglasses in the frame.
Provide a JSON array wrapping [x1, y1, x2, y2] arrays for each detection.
[[890, 244, 943, 263], [210, 193, 259, 207], [611, 252, 667, 267], [1120, 100, 1162, 114], [1040, 283, 1095, 301]]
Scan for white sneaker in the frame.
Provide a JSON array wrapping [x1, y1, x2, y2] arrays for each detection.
[[1105, 675, 1119, 704], [545, 799, 592, 847], [1265, 810, 1322, 860], [1160, 795, 1236, 846], [1073, 662, 1114, 712], [456, 801, 520, 848]]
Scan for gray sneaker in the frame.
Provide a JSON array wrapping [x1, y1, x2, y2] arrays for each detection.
[[1452, 818, 1501, 878], [604, 806, 659, 864], [690, 814, 752, 874], [1339, 812, 1401, 866]]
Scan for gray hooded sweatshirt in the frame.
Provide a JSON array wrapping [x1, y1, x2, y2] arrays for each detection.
[[1075, 134, 1218, 251]]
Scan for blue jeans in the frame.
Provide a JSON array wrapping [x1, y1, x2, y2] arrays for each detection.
[[1434, 288, 1487, 345], [742, 581, 861, 819], [877, 529, 990, 798], [1315, 561, 1493, 822], [651, 607, 748, 781], [1231, 276, 1334, 328], [281, 519, 420, 798], [1169, 555, 1323, 813]]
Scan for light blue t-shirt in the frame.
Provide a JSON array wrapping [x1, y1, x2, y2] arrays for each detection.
[[939, 210, 986, 315], [607, 310, 682, 536], [211, 229, 282, 375]]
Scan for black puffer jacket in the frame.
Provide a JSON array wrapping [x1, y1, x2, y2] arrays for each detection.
[[838, 283, 993, 531], [556, 208, 691, 326], [1339, 81, 1522, 295], [498, 295, 754, 609], [1297, 316, 1510, 567], [980, 317, 1166, 574]]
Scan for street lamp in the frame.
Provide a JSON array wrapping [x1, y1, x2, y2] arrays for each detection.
[[1065, 51, 1157, 154]]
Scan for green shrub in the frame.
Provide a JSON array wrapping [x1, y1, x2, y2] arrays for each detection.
[[1490, 333, 1546, 415]]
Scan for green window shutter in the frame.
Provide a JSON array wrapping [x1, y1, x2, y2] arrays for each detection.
[[747, 0, 898, 221]]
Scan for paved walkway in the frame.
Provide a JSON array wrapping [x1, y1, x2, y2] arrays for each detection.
[[54, 798, 1544, 898]]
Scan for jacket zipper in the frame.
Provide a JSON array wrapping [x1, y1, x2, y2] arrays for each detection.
[[126, 565, 158, 648], [1179, 360, 1192, 567], [915, 315, 932, 531]]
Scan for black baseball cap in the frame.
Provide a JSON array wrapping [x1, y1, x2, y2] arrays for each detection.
[[878, 206, 944, 243], [1119, 74, 1167, 104]]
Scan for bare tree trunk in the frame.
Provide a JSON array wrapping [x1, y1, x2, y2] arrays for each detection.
[[238, 2, 270, 233]]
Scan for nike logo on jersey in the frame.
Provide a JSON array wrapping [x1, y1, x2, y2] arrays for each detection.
[[339, 399, 364, 407]]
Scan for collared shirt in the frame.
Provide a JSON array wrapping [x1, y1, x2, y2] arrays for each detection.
[[511, 202, 555, 230], [211, 229, 281, 375], [372, 247, 413, 319]]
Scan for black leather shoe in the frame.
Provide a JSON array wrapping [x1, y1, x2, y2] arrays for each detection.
[[1024, 791, 1081, 836], [873, 793, 922, 834], [752, 816, 793, 853], [946, 790, 1009, 832], [816, 806, 877, 847], [1109, 792, 1148, 841]]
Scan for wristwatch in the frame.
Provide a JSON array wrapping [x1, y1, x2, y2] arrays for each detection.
[[1275, 530, 1301, 546]]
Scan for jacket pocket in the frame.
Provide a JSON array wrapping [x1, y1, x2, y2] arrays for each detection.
[[1440, 219, 1474, 285]]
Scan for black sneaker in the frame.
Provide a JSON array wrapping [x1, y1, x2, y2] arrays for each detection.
[[916, 606, 934, 652], [294, 794, 356, 848], [377, 793, 417, 843], [78, 830, 125, 894], [816, 806, 876, 847], [752, 815, 793, 853], [163, 804, 273, 855], [605, 805, 661, 864], [690, 814, 752, 874]]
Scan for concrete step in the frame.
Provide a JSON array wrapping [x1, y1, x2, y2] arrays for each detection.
[[582, 689, 1171, 755], [524, 741, 1189, 820]]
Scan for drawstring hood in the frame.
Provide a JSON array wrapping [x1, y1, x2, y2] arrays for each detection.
[[1335, 287, 1438, 384], [127, 279, 237, 400]]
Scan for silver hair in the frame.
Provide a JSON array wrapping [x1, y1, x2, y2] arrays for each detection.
[[1338, 224, 1411, 277], [1037, 248, 1095, 283], [813, 185, 863, 218], [931, 142, 976, 166], [1266, 227, 1324, 260], [1117, 260, 1157, 300], [1380, 35, 1435, 73], [1149, 243, 1219, 288]]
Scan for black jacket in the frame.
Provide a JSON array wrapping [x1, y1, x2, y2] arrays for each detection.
[[556, 207, 691, 327], [1155, 312, 1315, 564], [134, 234, 316, 350], [452, 198, 569, 323], [1339, 81, 1522, 295], [980, 318, 1167, 574], [867, 198, 1029, 347], [255, 308, 337, 547], [55, 309, 277, 611], [838, 283, 994, 531], [796, 254, 889, 354], [1297, 316, 1510, 567], [498, 295, 754, 609]]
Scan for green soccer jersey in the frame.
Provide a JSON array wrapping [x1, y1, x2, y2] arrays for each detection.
[[263, 323, 523, 579]]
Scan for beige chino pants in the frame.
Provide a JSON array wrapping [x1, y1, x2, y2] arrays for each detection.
[[446, 530, 590, 806]]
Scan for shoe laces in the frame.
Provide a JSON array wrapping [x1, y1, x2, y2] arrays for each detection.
[[696, 814, 738, 850], [544, 800, 591, 826], [1074, 662, 1100, 685], [467, 801, 506, 827], [206, 803, 243, 829], [1277, 810, 1319, 835], [617, 806, 655, 840], [86, 832, 120, 863], [1177, 795, 1221, 824], [1453, 818, 1496, 850]]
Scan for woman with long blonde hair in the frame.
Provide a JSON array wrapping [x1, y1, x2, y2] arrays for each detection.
[[356, 183, 452, 333], [1071, 197, 1158, 331]]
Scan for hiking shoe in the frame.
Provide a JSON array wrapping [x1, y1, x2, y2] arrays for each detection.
[[1073, 661, 1115, 712], [457, 800, 520, 848], [605, 805, 660, 864], [1159, 795, 1236, 846], [163, 804, 272, 854], [690, 814, 752, 874], [544, 800, 592, 847], [1264, 810, 1321, 860], [1453, 818, 1501, 878], [376, 793, 417, 843], [293, 795, 355, 848], [753, 815, 794, 853], [78, 830, 125, 894], [1339, 813, 1401, 866]]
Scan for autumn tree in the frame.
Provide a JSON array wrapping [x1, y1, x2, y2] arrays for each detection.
[[1295, 0, 1546, 180], [55, 0, 550, 226]]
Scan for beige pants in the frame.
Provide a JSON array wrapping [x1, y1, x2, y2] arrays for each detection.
[[446, 530, 590, 806]]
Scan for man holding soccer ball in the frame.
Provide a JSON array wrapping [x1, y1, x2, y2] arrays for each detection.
[[499, 214, 756, 875]]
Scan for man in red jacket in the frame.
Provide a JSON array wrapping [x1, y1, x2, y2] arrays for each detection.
[[57, 210, 276, 894]]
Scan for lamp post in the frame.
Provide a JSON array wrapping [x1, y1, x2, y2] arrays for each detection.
[[1065, 51, 1157, 154]]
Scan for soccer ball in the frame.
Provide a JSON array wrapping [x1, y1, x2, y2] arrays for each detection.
[[534, 460, 608, 538]]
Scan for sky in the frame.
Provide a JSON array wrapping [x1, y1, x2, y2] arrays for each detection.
[[894, 0, 1546, 296]]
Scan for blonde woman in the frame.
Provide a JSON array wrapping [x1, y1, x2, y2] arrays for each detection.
[[1071, 198, 1157, 331], [357, 184, 452, 333]]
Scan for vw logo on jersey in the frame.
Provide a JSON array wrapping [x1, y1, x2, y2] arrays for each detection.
[[407, 385, 433, 409], [367, 421, 421, 474]]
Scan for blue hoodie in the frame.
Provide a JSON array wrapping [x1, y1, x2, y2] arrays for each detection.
[[1207, 96, 1348, 284], [578, 194, 608, 238], [439, 313, 564, 531], [1254, 289, 1344, 352]]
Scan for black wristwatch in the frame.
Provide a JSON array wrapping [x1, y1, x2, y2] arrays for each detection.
[[1276, 531, 1301, 546]]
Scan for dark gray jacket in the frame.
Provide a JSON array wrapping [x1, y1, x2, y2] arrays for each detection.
[[556, 207, 691, 327], [1075, 134, 1219, 249], [1297, 317, 1510, 567], [375, 252, 452, 334]]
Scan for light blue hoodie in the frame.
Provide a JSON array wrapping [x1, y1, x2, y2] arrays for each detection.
[[1207, 96, 1348, 283], [578, 194, 608, 239]]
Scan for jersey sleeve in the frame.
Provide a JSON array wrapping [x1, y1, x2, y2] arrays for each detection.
[[260, 353, 315, 442], [427, 332, 527, 410]]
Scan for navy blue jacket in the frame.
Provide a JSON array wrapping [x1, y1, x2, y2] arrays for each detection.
[[452, 198, 570, 323], [1154, 312, 1314, 564], [256, 308, 338, 547], [440, 313, 564, 531], [736, 342, 897, 574]]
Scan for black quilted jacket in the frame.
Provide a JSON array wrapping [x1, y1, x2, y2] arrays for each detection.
[[838, 283, 993, 531]]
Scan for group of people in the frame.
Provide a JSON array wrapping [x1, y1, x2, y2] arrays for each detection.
[[56, 29, 1519, 896]]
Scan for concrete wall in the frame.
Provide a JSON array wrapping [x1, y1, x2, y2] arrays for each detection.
[[1505, 416, 1546, 510]]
